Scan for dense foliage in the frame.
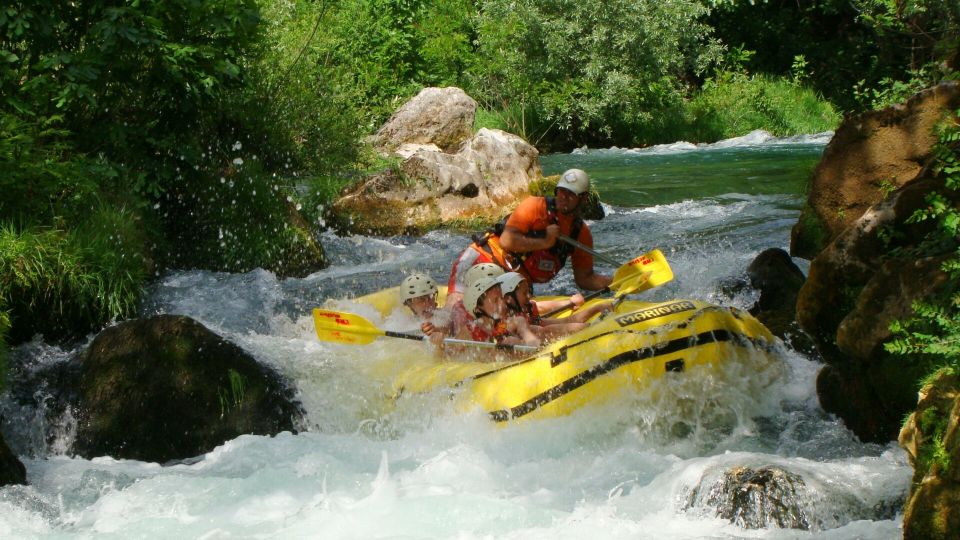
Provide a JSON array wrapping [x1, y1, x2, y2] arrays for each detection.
[[886, 111, 960, 370], [705, 0, 959, 111], [468, 0, 722, 147]]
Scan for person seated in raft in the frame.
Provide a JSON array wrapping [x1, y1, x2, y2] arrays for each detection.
[[443, 262, 506, 333], [456, 276, 540, 354], [495, 272, 613, 340], [446, 262, 592, 329], [398, 273, 451, 347]]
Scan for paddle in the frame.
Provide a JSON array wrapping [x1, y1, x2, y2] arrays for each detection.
[[312, 308, 539, 352], [557, 235, 673, 290], [558, 234, 619, 266], [540, 248, 674, 318]]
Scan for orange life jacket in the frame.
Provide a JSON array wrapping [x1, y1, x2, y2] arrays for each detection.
[[470, 197, 584, 283]]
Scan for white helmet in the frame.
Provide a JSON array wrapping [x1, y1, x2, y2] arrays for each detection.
[[463, 276, 500, 315], [496, 272, 525, 295], [557, 168, 590, 195], [464, 263, 504, 287], [399, 273, 437, 303]]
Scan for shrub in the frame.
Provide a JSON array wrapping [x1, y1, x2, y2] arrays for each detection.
[[0, 217, 148, 343], [688, 72, 841, 141], [157, 157, 326, 277]]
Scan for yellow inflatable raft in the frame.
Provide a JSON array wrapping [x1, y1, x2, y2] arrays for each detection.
[[330, 287, 781, 423]]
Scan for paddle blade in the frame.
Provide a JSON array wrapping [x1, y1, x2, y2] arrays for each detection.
[[312, 308, 384, 345], [612, 249, 673, 293], [612, 270, 652, 298]]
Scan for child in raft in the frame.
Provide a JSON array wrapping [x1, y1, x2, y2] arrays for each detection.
[[495, 272, 614, 341], [398, 273, 450, 347], [456, 276, 540, 352]]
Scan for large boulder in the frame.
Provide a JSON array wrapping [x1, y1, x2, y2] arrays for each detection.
[[789, 83, 960, 442], [899, 371, 960, 540], [0, 432, 26, 486], [334, 127, 541, 234], [71, 315, 303, 463], [370, 87, 477, 153], [798, 172, 958, 441], [791, 81, 960, 259]]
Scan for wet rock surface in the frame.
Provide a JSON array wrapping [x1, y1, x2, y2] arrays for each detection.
[[70, 315, 303, 463], [0, 432, 26, 486], [688, 466, 811, 530]]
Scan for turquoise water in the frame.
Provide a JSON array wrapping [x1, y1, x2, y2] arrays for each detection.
[[0, 131, 911, 539], [544, 142, 824, 209]]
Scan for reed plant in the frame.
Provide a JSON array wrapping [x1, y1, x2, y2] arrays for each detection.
[[0, 204, 149, 343]]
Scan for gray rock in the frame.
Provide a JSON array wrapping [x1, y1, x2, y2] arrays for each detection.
[[335, 127, 541, 234], [371, 87, 477, 153]]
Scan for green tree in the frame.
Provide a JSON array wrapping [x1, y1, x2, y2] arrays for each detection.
[[317, 0, 477, 128], [703, 0, 959, 112], [470, 0, 723, 148], [1, 0, 262, 195]]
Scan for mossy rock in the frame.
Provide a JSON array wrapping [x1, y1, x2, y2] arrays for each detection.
[[790, 203, 828, 259], [901, 372, 960, 540], [72, 315, 303, 463]]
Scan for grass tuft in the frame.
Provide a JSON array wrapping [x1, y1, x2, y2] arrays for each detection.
[[0, 204, 149, 343]]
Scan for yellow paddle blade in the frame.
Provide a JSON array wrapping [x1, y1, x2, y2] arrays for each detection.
[[612, 270, 653, 298], [312, 308, 385, 345], [612, 249, 673, 291]]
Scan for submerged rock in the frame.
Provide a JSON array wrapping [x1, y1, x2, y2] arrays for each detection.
[[688, 466, 810, 530], [0, 432, 26, 486], [71, 315, 303, 463]]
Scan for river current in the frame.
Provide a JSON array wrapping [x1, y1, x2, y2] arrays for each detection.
[[0, 130, 912, 539]]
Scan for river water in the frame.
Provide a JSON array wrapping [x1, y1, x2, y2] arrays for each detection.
[[0, 130, 911, 539]]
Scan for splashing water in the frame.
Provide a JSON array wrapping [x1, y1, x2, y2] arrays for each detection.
[[0, 133, 910, 539]]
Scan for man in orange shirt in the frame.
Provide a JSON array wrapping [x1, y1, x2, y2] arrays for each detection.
[[446, 168, 612, 305]]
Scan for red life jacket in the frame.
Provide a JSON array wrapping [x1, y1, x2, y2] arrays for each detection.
[[468, 318, 510, 343]]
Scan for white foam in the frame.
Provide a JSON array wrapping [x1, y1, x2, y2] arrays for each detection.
[[571, 130, 833, 157]]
